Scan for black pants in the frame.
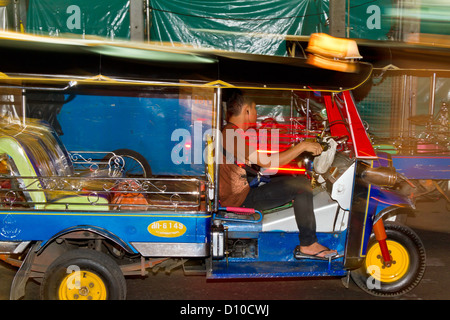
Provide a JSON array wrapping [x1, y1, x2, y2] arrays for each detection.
[[242, 175, 317, 246]]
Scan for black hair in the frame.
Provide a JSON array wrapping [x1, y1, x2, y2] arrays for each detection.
[[224, 89, 254, 120]]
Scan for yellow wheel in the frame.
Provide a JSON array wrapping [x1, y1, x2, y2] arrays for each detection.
[[365, 240, 410, 283], [41, 249, 127, 300], [58, 270, 108, 300], [350, 222, 426, 297]]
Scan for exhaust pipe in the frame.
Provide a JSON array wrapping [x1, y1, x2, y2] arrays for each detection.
[[361, 166, 397, 187]]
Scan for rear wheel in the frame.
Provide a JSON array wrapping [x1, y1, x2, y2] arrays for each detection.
[[350, 222, 426, 297], [40, 249, 127, 300]]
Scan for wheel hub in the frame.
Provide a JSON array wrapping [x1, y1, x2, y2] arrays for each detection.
[[366, 240, 410, 283], [59, 271, 107, 300]]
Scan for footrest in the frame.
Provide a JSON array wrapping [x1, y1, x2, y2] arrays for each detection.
[[214, 206, 263, 223], [208, 260, 347, 279]]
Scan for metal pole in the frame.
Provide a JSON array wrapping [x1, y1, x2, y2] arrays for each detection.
[[329, 0, 346, 37], [13, 0, 20, 32], [213, 87, 222, 212], [130, 0, 145, 42], [400, 75, 407, 139], [429, 73, 436, 115], [21, 89, 25, 126], [347, 0, 350, 38], [146, 0, 152, 42]]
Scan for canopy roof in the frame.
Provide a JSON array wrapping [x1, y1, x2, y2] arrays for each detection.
[[0, 32, 372, 92]]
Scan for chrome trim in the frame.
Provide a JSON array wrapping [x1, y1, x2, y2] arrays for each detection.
[[131, 242, 209, 257], [0, 241, 31, 254]]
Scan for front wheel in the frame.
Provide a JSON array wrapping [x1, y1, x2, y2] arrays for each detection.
[[40, 249, 127, 300], [350, 222, 426, 297]]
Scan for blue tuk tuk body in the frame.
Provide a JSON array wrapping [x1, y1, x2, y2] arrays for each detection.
[[0, 32, 425, 299]]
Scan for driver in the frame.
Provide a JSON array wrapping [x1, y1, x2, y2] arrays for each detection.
[[220, 89, 337, 259]]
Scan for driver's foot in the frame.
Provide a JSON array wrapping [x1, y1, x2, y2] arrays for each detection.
[[299, 242, 337, 258]]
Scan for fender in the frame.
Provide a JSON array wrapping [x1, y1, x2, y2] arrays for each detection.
[[373, 203, 415, 224], [370, 187, 415, 224], [344, 161, 415, 269], [36, 225, 137, 255]]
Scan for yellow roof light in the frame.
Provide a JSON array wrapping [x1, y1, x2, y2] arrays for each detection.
[[306, 33, 362, 60], [306, 33, 362, 73]]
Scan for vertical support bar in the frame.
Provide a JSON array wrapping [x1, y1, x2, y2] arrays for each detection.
[[408, 75, 413, 139], [213, 87, 222, 212], [429, 72, 436, 116], [21, 88, 26, 126], [289, 91, 294, 142], [145, 0, 152, 42], [306, 97, 310, 138], [13, 0, 20, 32], [130, 0, 145, 42], [346, 0, 351, 38], [399, 74, 407, 141], [329, 0, 346, 38]]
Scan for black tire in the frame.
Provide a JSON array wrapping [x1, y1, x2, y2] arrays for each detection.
[[383, 209, 409, 225], [350, 222, 426, 297], [105, 149, 152, 178], [40, 249, 127, 300]]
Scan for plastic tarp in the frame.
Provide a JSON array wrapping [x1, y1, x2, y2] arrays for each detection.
[[24, 0, 450, 55], [149, 0, 396, 55], [150, 0, 329, 56], [25, 0, 397, 55], [26, 0, 130, 39]]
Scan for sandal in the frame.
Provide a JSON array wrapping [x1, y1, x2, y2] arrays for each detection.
[[294, 245, 338, 260]]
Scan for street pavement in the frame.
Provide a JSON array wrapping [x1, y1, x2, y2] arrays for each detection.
[[0, 198, 449, 301]]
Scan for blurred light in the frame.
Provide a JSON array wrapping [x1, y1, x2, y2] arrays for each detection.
[[307, 33, 362, 59], [306, 33, 362, 73], [265, 167, 306, 175], [257, 150, 278, 154]]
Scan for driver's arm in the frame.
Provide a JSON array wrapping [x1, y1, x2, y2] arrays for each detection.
[[249, 141, 323, 168], [228, 126, 323, 169]]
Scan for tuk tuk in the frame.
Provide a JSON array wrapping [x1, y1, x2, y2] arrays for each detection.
[[0, 32, 425, 299]]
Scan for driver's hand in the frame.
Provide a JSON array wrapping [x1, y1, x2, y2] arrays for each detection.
[[301, 141, 323, 156]]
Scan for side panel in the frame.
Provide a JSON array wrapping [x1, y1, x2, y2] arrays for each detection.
[[0, 210, 211, 256], [343, 160, 373, 269], [391, 155, 450, 180]]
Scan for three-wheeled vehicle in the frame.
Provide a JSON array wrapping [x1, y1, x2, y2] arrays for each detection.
[[0, 32, 425, 299]]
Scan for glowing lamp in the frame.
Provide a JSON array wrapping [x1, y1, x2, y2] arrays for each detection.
[[306, 33, 362, 73]]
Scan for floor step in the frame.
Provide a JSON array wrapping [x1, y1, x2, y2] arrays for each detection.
[[208, 259, 347, 279]]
